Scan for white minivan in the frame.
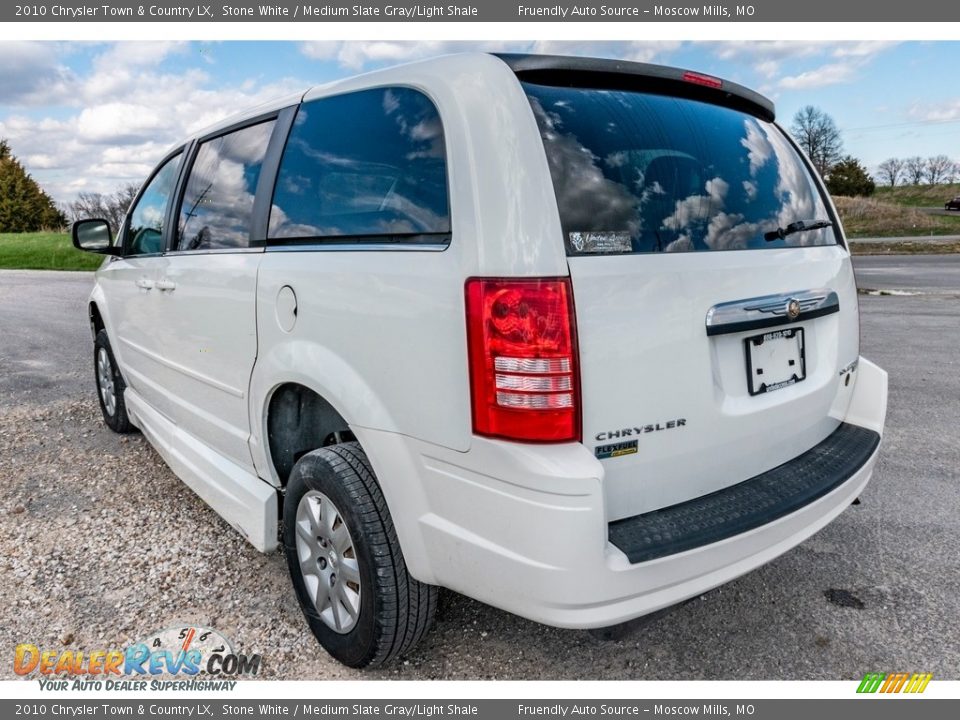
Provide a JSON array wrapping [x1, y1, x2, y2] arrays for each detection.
[[73, 53, 888, 668]]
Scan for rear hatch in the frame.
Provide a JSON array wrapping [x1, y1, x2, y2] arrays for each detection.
[[517, 65, 860, 521]]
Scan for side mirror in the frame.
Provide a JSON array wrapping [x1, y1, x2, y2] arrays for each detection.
[[72, 219, 120, 255]]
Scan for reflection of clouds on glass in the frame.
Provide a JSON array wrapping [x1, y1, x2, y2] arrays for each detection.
[[267, 203, 423, 238], [267, 205, 319, 238], [384, 88, 445, 161], [662, 176, 728, 232], [664, 233, 694, 253], [269, 88, 450, 240], [741, 120, 773, 177], [525, 82, 837, 255], [659, 120, 830, 250], [140, 205, 164, 227], [128, 156, 181, 242], [178, 120, 274, 250], [605, 151, 628, 168], [382, 90, 400, 115], [282, 173, 309, 196], [764, 122, 827, 245], [706, 213, 763, 250], [529, 97, 640, 239]]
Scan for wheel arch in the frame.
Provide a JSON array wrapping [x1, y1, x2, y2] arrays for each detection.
[[89, 301, 105, 338], [250, 340, 400, 488], [264, 381, 354, 487]]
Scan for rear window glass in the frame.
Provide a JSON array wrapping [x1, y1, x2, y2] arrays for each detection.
[[269, 87, 450, 243], [522, 82, 838, 255]]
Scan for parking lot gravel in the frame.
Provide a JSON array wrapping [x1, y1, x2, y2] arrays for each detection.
[[0, 264, 958, 680]]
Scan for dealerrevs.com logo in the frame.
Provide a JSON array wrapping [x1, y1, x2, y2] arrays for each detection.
[[15, 626, 261, 691]]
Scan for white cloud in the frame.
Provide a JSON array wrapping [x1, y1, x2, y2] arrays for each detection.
[[832, 41, 899, 58], [0, 42, 76, 106], [1, 42, 308, 203], [711, 41, 898, 91], [25, 154, 60, 169], [92, 41, 188, 70], [301, 41, 480, 71], [908, 100, 960, 123], [529, 41, 681, 64], [77, 103, 170, 143], [300, 41, 681, 71], [711, 41, 825, 64], [778, 62, 858, 90]]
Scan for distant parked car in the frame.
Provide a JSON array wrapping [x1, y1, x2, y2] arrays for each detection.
[[946, 196, 960, 211]]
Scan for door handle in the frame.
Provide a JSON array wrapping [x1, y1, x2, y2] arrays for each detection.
[[136, 278, 154, 290], [155, 279, 177, 292]]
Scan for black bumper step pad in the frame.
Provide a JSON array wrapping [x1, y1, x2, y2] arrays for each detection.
[[608, 423, 880, 564]]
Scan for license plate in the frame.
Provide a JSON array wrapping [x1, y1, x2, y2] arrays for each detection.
[[744, 328, 806, 396]]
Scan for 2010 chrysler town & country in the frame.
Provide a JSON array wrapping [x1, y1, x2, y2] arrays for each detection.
[[73, 54, 888, 668]]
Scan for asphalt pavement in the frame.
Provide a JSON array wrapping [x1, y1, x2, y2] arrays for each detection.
[[852, 253, 960, 294], [0, 260, 957, 680]]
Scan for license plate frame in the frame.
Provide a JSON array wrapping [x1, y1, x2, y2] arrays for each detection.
[[744, 328, 806, 396]]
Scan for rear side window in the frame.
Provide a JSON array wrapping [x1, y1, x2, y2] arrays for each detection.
[[522, 82, 837, 255], [268, 87, 450, 243], [176, 119, 276, 251]]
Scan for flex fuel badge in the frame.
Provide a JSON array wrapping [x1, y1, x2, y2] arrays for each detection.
[[593, 418, 687, 459], [595, 440, 638, 459]]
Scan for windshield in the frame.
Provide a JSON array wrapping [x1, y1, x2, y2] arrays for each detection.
[[522, 82, 838, 255]]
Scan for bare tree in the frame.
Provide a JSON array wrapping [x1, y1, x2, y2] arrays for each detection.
[[947, 162, 960, 185], [925, 155, 954, 185], [68, 183, 139, 235], [904, 156, 926, 185], [790, 106, 844, 177], [876, 158, 905, 187]]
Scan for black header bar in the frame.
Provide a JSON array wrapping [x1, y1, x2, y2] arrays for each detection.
[[5, 1, 959, 22]]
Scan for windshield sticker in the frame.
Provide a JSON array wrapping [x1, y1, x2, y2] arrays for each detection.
[[568, 231, 632, 254]]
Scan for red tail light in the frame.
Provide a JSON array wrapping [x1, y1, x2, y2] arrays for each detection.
[[682, 71, 723, 89], [465, 277, 581, 443]]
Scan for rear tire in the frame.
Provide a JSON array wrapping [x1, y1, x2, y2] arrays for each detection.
[[283, 442, 437, 668], [94, 329, 134, 434]]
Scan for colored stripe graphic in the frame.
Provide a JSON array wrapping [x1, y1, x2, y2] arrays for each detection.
[[905, 673, 933, 694], [857, 673, 885, 693], [857, 672, 932, 694]]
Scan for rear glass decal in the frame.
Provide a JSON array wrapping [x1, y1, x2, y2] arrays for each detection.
[[568, 231, 632, 254]]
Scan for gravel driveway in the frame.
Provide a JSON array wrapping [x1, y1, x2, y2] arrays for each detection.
[[1, 265, 958, 680]]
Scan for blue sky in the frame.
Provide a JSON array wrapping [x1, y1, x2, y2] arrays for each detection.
[[1, 40, 958, 203]]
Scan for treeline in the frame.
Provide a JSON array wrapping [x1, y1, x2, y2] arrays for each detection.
[[790, 106, 957, 196], [876, 156, 959, 187]]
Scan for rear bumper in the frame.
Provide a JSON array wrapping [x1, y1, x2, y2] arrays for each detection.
[[354, 357, 887, 629], [609, 422, 879, 564]]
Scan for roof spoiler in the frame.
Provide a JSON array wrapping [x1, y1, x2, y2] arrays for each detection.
[[493, 53, 776, 122]]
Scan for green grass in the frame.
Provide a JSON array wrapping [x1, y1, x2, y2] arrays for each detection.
[[0, 232, 104, 271], [874, 183, 960, 208], [832, 196, 960, 238]]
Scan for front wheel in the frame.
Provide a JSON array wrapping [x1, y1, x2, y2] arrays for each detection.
[[94, 329, 135, 433], [283, 442, 437, 668]]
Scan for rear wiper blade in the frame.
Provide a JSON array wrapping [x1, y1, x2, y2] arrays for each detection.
[[764, 219, 834, 242]]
